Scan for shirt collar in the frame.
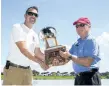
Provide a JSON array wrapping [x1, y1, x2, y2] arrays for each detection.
[[21, 24, 33, 32]]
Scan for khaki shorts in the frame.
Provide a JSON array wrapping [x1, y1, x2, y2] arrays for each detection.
[[2, 66, 33, 85]]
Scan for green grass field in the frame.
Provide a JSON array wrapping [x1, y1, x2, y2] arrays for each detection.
[[1, 75, 74, 80], [1, 74, 108, 80], [33, 75, 74, 80]]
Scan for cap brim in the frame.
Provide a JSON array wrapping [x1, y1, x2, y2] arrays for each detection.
[[73, 20, 87, 25]]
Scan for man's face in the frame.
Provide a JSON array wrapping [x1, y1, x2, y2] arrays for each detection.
[[75, 23, 90, 37], [25, 8, 38, 24]]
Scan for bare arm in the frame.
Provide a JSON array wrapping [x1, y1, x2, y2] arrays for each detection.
[[16, 41, 38, 62], [59, 51, 94, 67], [71, 56, 93, 67], [34, 47, 45, 61]]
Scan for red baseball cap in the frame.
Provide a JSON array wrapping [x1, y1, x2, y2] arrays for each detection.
[[73, 17, 91, 25]]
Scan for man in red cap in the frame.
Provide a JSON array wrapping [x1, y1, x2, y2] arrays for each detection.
[[59, 17, 101, 85]]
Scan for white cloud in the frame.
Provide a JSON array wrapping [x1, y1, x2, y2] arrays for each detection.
[[96, 32, 109, 72]]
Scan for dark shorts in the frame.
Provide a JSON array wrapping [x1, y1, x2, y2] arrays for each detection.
[[74, 69, 101, 85]]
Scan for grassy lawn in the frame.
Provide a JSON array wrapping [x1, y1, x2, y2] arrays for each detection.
[[1, 75, 3, 80], [1, 75, 74, 80], [1, 74, 108, 80], [33, 75, 74, 80]]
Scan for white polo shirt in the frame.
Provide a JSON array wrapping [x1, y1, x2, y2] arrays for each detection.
[[7, 24, 39, 66]]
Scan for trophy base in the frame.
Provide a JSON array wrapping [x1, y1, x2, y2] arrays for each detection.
[[45, 45, 66, 65]]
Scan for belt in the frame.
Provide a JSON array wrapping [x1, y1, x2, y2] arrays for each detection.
[[6, 60, 30, 69], [76, 68, 98, 76]]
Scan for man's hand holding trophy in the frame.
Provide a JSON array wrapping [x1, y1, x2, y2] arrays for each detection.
[[39, 26, 69, 67]]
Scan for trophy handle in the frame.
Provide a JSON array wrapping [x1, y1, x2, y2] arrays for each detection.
[[54, 37, 58, 46], [45, 37, 50, 49]]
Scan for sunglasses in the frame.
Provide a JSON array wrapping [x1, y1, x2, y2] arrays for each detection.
[[76, 23, 87, 28], [27, 12, 38, 17]]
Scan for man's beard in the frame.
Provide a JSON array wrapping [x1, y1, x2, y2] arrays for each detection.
[[29, 18, 36, 24]]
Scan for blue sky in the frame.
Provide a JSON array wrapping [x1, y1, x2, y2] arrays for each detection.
[[1, 0, 109, 72]]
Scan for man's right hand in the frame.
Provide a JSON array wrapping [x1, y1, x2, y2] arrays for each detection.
[[34, 48, 50, 70], [36, 58, 49, 71], [39, 61, 49, 71]]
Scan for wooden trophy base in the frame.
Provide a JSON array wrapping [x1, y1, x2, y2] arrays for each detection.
[[45, 45, 66, 65]]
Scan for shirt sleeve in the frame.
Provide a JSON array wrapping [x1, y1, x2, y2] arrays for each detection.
[[12, 24, 26, 42], [84, 39, 101, 61], [69, 44, 74, 54]]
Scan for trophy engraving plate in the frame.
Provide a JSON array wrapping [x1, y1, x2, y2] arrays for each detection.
[[45, 45, 66, 65]]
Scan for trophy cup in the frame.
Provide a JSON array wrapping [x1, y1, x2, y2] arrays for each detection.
[[39, 27, 66, 66]]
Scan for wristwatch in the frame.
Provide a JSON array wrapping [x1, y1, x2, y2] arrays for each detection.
[[67, 55, 72, 60]]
